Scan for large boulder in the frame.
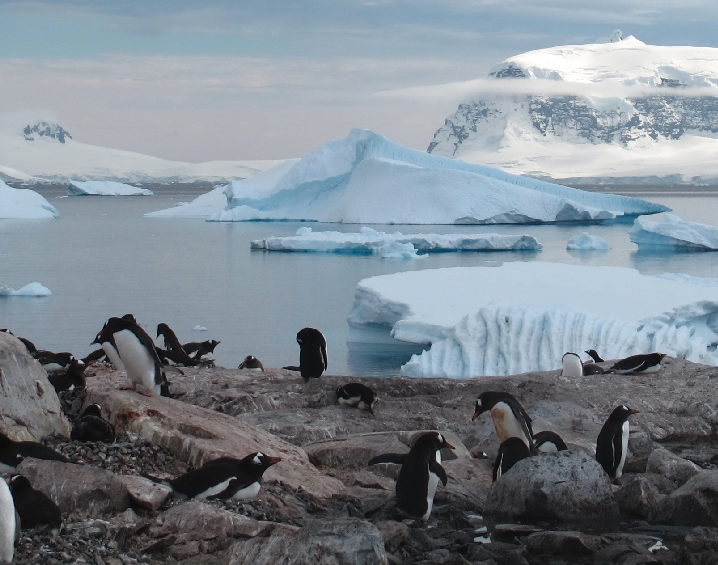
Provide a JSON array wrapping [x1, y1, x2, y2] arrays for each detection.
[[646, 447, 701, 487], [652, 470, 718, 526], [0, 332, 70, 440], [613, 473, 673, 519], [484, 450, 619, 526]]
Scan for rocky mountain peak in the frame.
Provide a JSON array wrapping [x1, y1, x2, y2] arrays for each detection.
[[23, 121, 72, 144]]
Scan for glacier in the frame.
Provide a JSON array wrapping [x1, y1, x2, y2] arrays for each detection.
[[250, 226, 543, 256], [346, 262, 718, 378], [0, 180, 58, 219], [630, 214, 718, 251], [566, 232, 610, 251], [68, 180, 153, 196], [150, 129, 668, 224]]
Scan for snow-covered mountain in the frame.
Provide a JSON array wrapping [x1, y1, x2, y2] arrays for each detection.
[[0, 119, 283, 184], [428, 32, 718, 185]]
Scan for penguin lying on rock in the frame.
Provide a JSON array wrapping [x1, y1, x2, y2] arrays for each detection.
[[610, 353, 667, 374], [182, 339, 221, 361], [368, 431, 453, 520], [533, 430, 568, 453], [473, 391, 534, 452], [336, 383, 377, 415], [0, 433, 69, 473], [596, 405, 639, 480], [47, 358, 88, 392], [71, 404, 116, 443], [238, 355, 264, 371]]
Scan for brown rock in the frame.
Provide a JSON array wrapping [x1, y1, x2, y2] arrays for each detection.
[[116, 474, 172, 511], [646, 447, 701, 487], [614, 473, 673, 519], [305, 432, 409, 470]]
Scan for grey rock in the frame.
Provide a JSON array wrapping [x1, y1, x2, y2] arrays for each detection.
[[305, 433, 409, 470], [652, 470, 718, 526], [525, 530, 602, 556], [374, 520, 410, 553], [484, 450, 619, 526], [646, 447, 700, 487], [115, 475, 172, 511], [614, 473, 673, 519], [0, 332, 71, 440], [624, 432, 656, 473]]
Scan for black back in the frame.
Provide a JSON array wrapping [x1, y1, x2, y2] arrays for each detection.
[[296, 327, 327, 379], [585, 349, 605, 363], [473, 391, 534, 449], [9, 475, 62, 528], [493, 437, 531, 482], [337, 382, 376, 413], [48, 359, 87, 392], [33, 350, 75, 369], [71, 404, 116, 443], [533, 430, 568, 452], [0, 433, 69, 467], [595, 405, 636, 477], [610, 352, 666, 373], [182, 339, 220, 360], [156, 323, 197, 366], [239, 355, 264, 370]]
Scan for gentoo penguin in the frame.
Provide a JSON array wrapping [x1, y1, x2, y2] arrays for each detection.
[[472, 391, 534, 451], [0, 433, 69, 473], [162, 452, 281, 500], [156, 323, 197, 366], [493, 437, 531, 482], [0, 329, 37, 353], [91, 318, 125, 371], [9, 475, 61, 528], [238, 355, 264, 371], [582, 362, 605, 376], [182, 339, 220, 361], [336, 383, 377, 415], [0, 478, 16, 563], [71, 404, 116, 443], [585, 349, 605, 363], [368, 431, 454, 520], [533, 430, 568, 453], [32, 350, 75, 373], [83, 348, 108, 364], [595, 405, 639, 480], [47, 358, 87, 392], [561, 352, 584, 377], [610, 353, 667, 374], [283, 327, 327, 380], [92, 317, 169, 397]]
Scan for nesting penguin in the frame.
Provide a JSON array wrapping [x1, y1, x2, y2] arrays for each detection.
[[610, 353, 667, 374], [595, 405, 639, 480], [493, 437, 531, 482], [238, 355, 264, 371], [336, 383, 377, 415], [92, 317, 169, 397], [561, 352, 584, 377], [585, 349, 605, 363], [9, 475, 62, 528], [472, 391, 534, 451], [0, 478, 16, 563], [160, 452, 281, 500], [182, 339, 221, 361], [0, 433, 69, 473], [47, 358, 88, 392], [368, 431, 453, 520], [71, 404, 116, 443], [33, 350, 75, 373], [283, 327, 327, 380], [533, 430, 568, 453]]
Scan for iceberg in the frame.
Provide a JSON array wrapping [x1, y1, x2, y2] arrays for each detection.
[[630, 214, 718, 251], [250, 226, 543, 255], [0, 180, 58, 219], [0, 282, 51, 296], [566, 232, 610, 251], [150, 130, 669, 224], [68, 181, 153, 196], [347, 262, 718, 378]]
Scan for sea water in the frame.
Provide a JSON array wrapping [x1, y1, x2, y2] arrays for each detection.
[[0, 186, 716, 377]]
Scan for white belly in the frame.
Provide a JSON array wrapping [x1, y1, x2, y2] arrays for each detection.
[[231, 481, 261, 500], [491, 403, 530, 448], [616, 420, 630, 479], [639, 364, 660, 373], [195, 479, 232, 500], [561, 354, 583, 377], [423, 470, 440, 520], [114, 330, 158, 395], [0, 480, 16, 563], [101, 342, 126, 372]]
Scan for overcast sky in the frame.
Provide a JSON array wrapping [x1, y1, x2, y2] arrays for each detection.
[[1, 1, 717, 162]]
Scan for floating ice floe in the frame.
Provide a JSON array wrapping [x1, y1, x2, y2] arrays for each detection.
[[347, 262, 718, 378], [68, 181, 153, 196], [566, 232, 610, 251], [148, 130, 668, 224], [192, 325, 208, 332], [0, 282, 52, 297], [0, 180, 58, 219], [250, 226, 542, 258], [630, 214, 718, 251]]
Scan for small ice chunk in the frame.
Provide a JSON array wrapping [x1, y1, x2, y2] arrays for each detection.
[[0, 282, 51, 296], [566, 232, 610, 251]]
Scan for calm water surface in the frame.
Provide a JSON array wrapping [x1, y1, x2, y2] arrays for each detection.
[[1, 186, 716, 376]]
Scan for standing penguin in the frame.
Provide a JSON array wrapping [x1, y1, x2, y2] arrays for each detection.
[[0, 478, 16, 563], [71, 404, 116, 443], [595, 405, 639, 480], [283, 327, 327, 380], [610, 353, 667, 374], [493, 437, 531, 482], [336, 383, 377, 415], [92, 317, 168, 397], [472, 391, 534, 451], [561, 352, 584, 377], [156, 323, 197, 366], [9, 475, 62, 528], [368, 431, 454, 520]]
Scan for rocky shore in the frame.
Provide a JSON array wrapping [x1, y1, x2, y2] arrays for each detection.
[[2, 331, 718, 564]]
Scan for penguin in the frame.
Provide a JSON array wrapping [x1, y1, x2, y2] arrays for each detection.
[[0, 433, 69, 473], [0, 329, 37, 354], [561, 352, 584, 377], [533, 430, 568, 453], [157, 452, 281, 500], [493, 437, 531, 482], [182, 339, 220, 361], [47, 358, 87, 392], [283, 327, 327, 380], [610, 353, 667, 374], [71, 404, 116, 443], [336, 383, 377, 415], [472, 391, 534, 451], [368, 431, 453, 520], [582, 362, 605, 376], [91, 318, 125, 371], [595, 405, 639, 480], [238, 355, 264, 371], [92, 317, 169, 397], [0, 478, 16, 563], [9, 475, 61, 528], [32, 350, 75, 373], [83, 348, 108, 364], [585, 349, 605, 363], [156, 323, 197, 366]]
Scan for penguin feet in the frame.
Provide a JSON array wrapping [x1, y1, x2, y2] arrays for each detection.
[[119, 382, 137, 391]]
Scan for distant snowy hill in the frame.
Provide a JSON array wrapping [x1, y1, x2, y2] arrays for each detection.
[[0, 119, 283, 184], [428, 32, 718, 185]]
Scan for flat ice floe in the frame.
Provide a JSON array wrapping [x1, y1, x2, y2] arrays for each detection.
[[630, 214, 718, 251], [149, 130, 668, 224], [68, 181, 153, 196], [0, 180, 58, 219], [250, 226, 542, 258], [0, 282, 51, 296], [566, 232, 610, 251], [347, 262, 718, 378]]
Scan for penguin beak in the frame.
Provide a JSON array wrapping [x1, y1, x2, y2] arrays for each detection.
[[629, 409, 640, 415], [443, 441, 455, 450], [471, 410, 480, 421], [266, 456, 281, 466]]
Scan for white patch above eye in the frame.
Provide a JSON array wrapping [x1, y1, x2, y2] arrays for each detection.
[[621, 405, 628, 411], [253, 454, 264, 464], [437, 433, 444, 443]]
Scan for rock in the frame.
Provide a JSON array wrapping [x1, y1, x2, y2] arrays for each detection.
[[85, 372, 344, 498], [0, 332, 70, 440], [624, 432, 656, 473], [484, 450, 619, 526], [223, 517, 388, 565], [646, 447, 700, 487], [614, 473, 674, 519], [116, 475, 172, 511], [305, 433, 409, 470], [374, 520, 410, 553], [683, 527, 718, 564], [525, 530, 602, 557], [652, 470, 718, 526], [17, 459, 130, 517], [435, 458, 492, 511]]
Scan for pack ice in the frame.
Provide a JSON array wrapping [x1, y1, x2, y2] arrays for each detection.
[[347, 262, 718, 378]]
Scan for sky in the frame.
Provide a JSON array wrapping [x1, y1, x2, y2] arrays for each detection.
[[2, 1, 718, 162]]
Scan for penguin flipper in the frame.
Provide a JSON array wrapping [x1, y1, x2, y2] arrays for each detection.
[[429, 460, 448, 486], [368, 453, 406, 466]]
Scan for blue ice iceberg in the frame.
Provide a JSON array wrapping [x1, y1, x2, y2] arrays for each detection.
[[630, 214, 718, 251], [566, 232, 610, 251]]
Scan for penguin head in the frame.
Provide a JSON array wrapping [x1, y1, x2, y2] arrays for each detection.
[[608, 404, 639, 424], [156, 323, 170, 338], [81, 404, 103, 418], [414, 431, 455, 453], [8, 475, 32, 492], [585, 349, 605, 363], [246, 452, 282, 471], [473, 391, 512, 421]]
